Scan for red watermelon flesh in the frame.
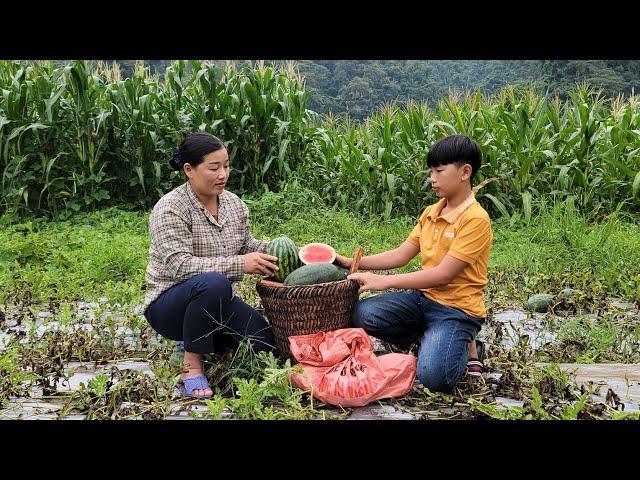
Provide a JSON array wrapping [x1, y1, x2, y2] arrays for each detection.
[[298, 243, 337, 264]]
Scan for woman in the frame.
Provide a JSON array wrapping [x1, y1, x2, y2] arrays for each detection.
[[144, 132, 279, 399]]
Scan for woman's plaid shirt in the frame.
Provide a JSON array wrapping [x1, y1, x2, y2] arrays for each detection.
[[144, 182, 268, 311]]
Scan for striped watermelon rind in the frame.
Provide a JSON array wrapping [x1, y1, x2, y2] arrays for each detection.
[[266, 236, 301, 282]]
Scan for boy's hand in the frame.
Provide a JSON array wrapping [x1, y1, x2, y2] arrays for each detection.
[[334, 254, 352, 269], [347, 272, 389, 294]]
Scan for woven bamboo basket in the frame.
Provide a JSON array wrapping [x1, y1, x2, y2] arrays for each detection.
[[256, 248, 362, 360]]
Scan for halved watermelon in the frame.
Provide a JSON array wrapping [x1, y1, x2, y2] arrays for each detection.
[[298, 242, 336, 265]]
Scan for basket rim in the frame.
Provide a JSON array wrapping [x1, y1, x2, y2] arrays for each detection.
[[257, 278, 357, 289]]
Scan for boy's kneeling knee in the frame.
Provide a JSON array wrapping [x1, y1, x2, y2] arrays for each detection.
[[351, 302, 375, 330], [417, 368, 455, 393]]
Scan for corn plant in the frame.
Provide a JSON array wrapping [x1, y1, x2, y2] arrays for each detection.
[[301, 83, 640, 219], [0, 60, 316, 217], [1, 60, 639, 219]]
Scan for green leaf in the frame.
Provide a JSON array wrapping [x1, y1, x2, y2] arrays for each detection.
[[386, 173, 396, 192], [522, 191, 532, 223], [633, 171, 640, 198], [135, 166, 146, 194], [482, 193, 510, 218]]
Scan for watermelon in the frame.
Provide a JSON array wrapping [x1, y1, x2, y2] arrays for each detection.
[[266, 236, 302, 282], [526, 293, 554, 313], [298, 243, 336, 265], [557, 288, 575, 300], [335, 265, 350, 280], [284, 263, 345, 286]]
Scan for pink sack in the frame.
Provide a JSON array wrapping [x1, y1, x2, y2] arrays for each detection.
[[289, 328, 416, 408]]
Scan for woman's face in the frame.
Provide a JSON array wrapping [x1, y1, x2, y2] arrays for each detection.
[[184, 148, 230, 198]]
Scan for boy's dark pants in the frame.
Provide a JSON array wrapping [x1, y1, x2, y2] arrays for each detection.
[[352, 289, 484, 392]]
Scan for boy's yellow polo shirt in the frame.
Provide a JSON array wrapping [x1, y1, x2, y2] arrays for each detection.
[[406, 192, 492, 319]]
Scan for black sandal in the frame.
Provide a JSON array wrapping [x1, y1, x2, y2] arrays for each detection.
[[466, 339, 485, 377]]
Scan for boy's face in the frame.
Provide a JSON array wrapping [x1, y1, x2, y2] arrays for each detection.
[[429, 162, 472, 198]]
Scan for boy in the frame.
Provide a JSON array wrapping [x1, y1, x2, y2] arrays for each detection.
[[337, 135, 493, 393]]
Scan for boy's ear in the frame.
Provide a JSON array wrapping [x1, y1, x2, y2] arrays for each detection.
[[460, 163, 472, 181]]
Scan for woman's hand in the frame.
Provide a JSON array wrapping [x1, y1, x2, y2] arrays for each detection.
[[243, 252, 279, 276], [347, 272, 390, 294], [334, 253, 353, 269]]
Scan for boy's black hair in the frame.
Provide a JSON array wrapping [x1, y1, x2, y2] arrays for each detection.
[[426, 135, 482, 181]]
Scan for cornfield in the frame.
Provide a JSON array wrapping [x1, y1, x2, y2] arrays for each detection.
[[1, 60, 639, 219], [303, 85, 640, 219], [0, 60, 313, 216]]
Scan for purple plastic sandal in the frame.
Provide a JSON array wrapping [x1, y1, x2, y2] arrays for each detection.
[[178, 375, 213, 399]]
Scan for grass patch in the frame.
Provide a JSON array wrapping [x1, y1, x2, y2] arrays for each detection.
[[1, 189, 639, 421], [1, 191, 638, 309]]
